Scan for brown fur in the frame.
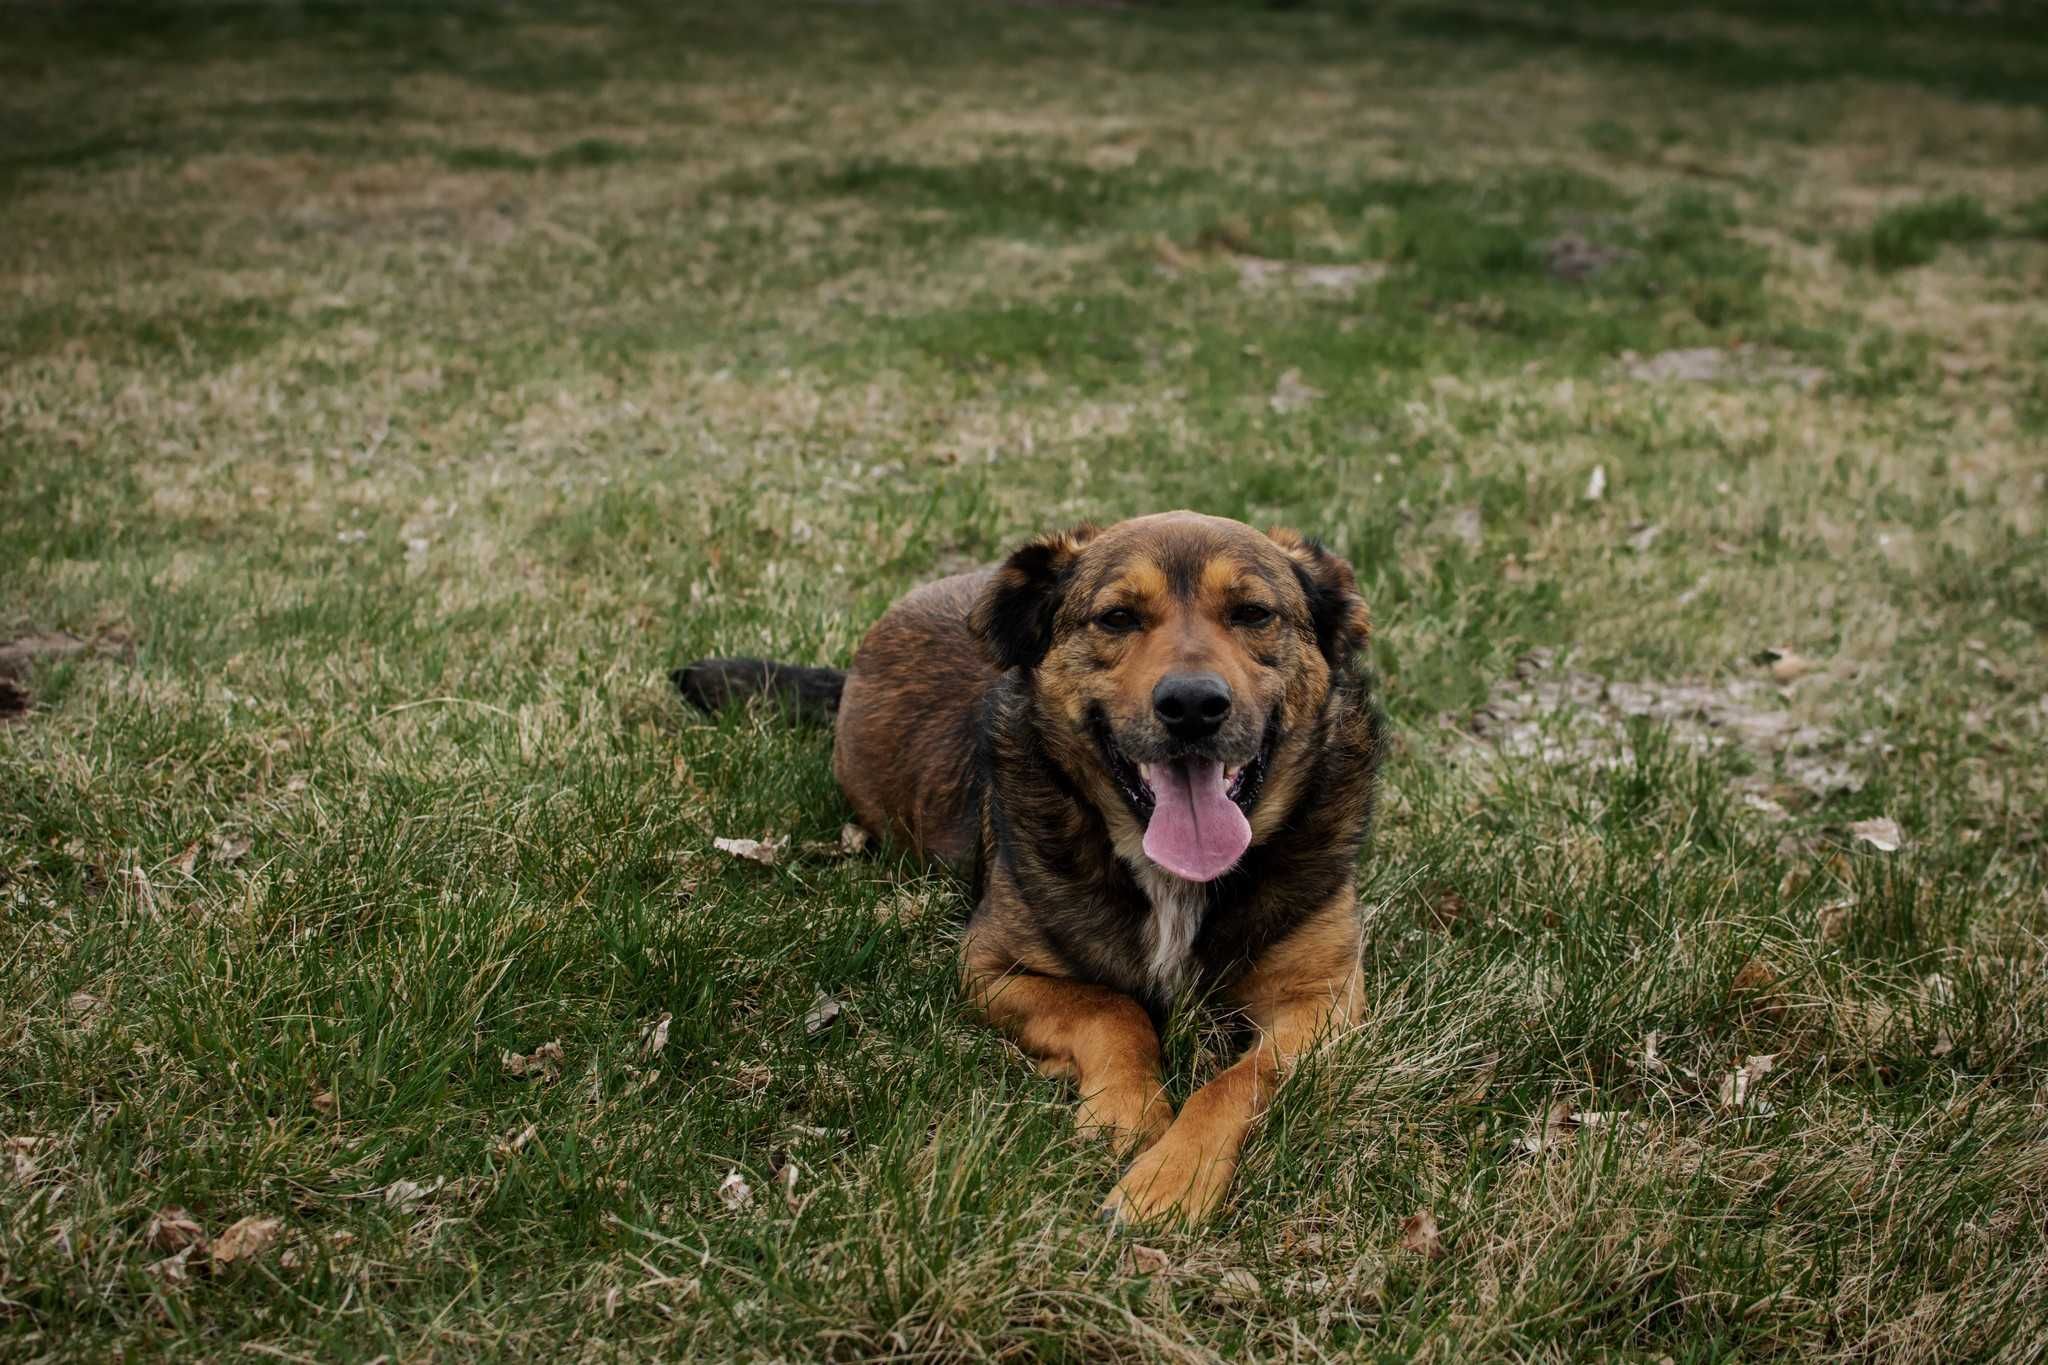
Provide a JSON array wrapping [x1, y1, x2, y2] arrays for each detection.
[[689, 510, 1382, 1224]]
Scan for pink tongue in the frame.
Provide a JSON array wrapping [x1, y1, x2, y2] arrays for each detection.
[[1139, 758, 1252, 882]]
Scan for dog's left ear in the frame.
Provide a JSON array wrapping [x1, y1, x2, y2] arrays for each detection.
[[973, 523, 1099, 671], [1268, 527, 1371, 669]]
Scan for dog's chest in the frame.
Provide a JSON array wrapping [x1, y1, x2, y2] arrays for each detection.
[[1133, 864, 1207, 997]]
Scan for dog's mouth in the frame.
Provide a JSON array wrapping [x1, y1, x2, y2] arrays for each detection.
[[1093, 717, 1275, 883]]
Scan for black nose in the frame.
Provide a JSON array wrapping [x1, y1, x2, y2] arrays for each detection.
[[1152, 672, 1232, 741]]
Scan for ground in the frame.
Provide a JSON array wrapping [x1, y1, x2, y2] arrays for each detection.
[[2, 2, 2046, 1359]]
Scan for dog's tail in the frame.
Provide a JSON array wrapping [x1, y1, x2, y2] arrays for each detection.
[[672, 657, 846, 722]]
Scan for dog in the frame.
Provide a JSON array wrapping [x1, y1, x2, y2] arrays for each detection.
[[676, 510, 1382, 1224]]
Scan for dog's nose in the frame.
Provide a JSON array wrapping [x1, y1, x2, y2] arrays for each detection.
[[1152, 672, 1232, 741]]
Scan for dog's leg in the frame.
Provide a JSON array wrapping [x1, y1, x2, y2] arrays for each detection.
[[966, 960, 1174, 1155], [1102, 894, 1362, 1226]]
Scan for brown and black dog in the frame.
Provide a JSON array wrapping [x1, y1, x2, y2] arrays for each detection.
[[676, 511, 1382, 1224]]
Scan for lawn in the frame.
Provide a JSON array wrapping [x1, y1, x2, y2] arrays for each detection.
[[3, 1, 2046, 1358]]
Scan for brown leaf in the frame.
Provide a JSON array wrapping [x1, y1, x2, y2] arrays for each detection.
[[213, 833, 253, 865], [1129, 1244, 1171, 1275], [311, 1087, 337, 1116], [502, 1040, 565, 1082], [713, 835, 784, 867], [146, 1207, 207, 1255], [1717, 1054, 1777, 1113], [803, 993, 844, 1036], [1399, 1209, 1445, 1260], [1514, 1099, 1575, 1155], [1849, 817, 1903, 853], [210, 1215, 281, 1265], [1762, 648, 1817, 684], [638, 1012, 672, 1059], [1729, 956, 1776, 995], [1583, 464, 1607, 502], [730, 1062, 773, 1093], [172, 842, 200, 877]]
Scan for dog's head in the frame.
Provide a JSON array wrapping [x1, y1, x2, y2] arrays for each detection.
[[973, 511, 1369, 883]]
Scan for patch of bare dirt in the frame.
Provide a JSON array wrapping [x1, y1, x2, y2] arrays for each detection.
[[1622, 347, 1829, 391], [1454, 649, 1875, 815]]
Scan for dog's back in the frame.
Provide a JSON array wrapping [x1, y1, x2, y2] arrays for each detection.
[[831, 570, 998, 864]]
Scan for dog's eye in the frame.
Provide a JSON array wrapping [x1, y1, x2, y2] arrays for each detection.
[[1095, 607, 1141, 633], [1230, 603, 1275, 627]]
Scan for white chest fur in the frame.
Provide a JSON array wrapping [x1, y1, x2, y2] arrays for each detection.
[[1133, 862, 1206, 997]]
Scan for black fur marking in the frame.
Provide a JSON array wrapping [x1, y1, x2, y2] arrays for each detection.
[[1286, 540, 1366, 669], [977, 534, 1089, 671]]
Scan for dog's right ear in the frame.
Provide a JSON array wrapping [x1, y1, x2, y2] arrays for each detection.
[[972, 523, 1099, 671]]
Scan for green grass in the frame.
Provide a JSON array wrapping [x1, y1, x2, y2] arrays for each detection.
[[3, 1, 2046, 1359]]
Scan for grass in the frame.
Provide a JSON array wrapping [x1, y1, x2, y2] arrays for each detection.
[[3, 0, 2046, 1358]]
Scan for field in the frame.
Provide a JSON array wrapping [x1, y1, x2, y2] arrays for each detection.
[[3, 2, 2047, 1358]]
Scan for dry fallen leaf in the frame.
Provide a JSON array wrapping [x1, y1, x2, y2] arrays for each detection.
[[311, 1087, 337, 1117], [1761, 648, 1818, 684], [4, 1137, 43, 1182], [605, 1284, 622, 1319], [382, 1178, 444, 1212], [172, 841, 200, 877], [1129, 1244, 1171, 1275], [213, 833, 253, 865], [64, 990, 102, 1026], [1849, 817, 1904, 853], [1399, 1208, 1445, 1260], [1717, 1054, 1777, 1114], [1641, 1031, 1664, 1075], [717, 1169, 753, 1210], [502, 1040, 565, 1082], [774, 1159, 801, 1211], [1514, 1099, 1576, 1155], [210, 1216, 281, 1265], [714, 836, 784, 867], [731, 1062, 773, 1093], [1583, 464, 1608, 501], [1215, 1267, 1262, 1300], [148, 1247, 199, 1285], [799, 823, 873, 860], [803, 993, 844, 1036], [1268, 368, 1323, 415], [147, 1207, 207, 1255], [638, 1013, 672, 1059], [496, 1123, 539, 1157]]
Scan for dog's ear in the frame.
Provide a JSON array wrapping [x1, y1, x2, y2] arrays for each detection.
[[973, 523, 1099, 670], [1268, 527, 1370, 669]]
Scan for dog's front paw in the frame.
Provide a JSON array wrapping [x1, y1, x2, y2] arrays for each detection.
[[1077, 1079, 1174, 1156], [1100, 1121, 1235, 1226]]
